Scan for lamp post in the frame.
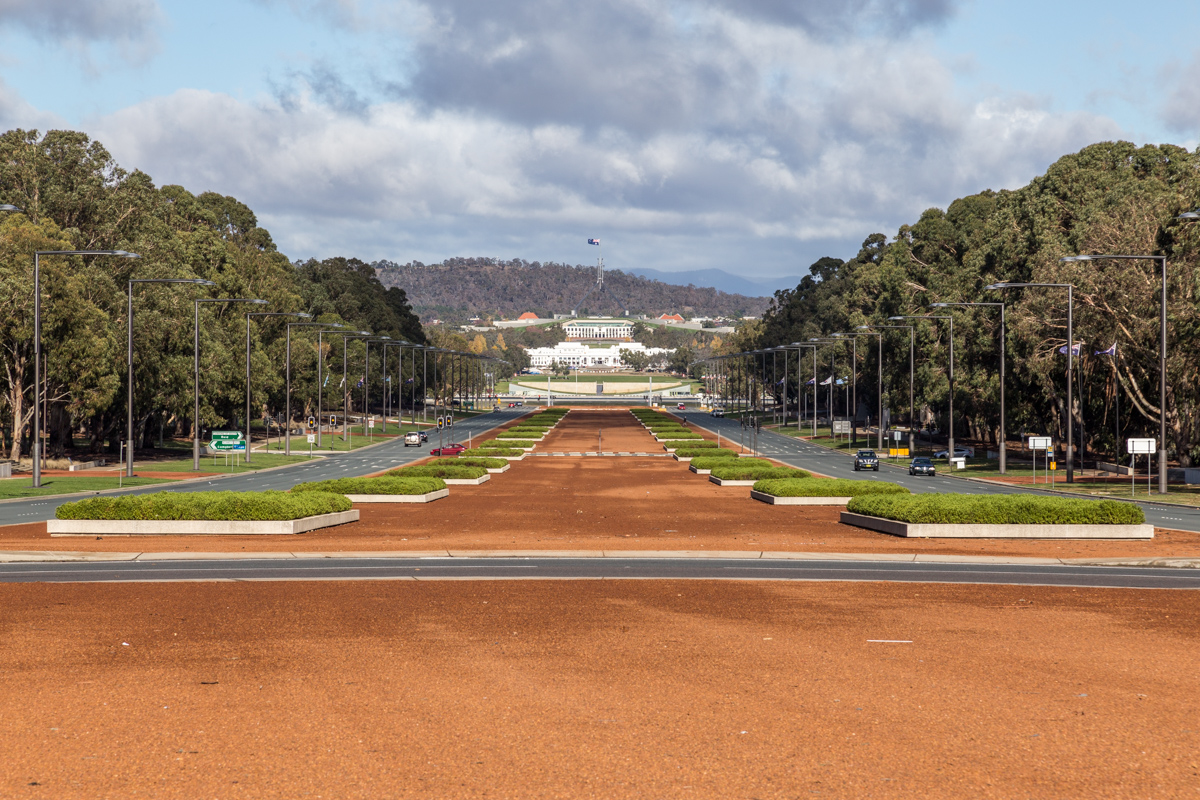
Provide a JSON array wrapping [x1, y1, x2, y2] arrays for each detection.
[[985, 282, 1074, 482], [194, 298, 267, 470], [245, 312, 311, 462], [809, 338, 844, 434], [285, 322, 349, 455], [779, 343, 817, 438], [891, 315, 954, 465], [126, 277, 214, 477], [831, 334, 861, 445], [340, 332, 373, 447], [841, 331, 883, 450], [859, 324, 914, 453], [32, 249, 140, 487], [932, 301, 1007, 474]]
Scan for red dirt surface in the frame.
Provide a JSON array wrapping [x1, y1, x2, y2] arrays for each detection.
[[1, 579, 1197, 799], [1, 410, 1197, 559]]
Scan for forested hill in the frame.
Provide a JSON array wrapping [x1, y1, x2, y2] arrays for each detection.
[[373, 258, 771, 322]]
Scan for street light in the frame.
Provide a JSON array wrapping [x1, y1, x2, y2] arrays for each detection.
[[932, 301, 1008, 473], [194, 298, 267, 470], [126, 277, 215, 477], [245, 312, 312, 462], [841, 331, 883, 450], [340, 331, 374, 447], [809, 338, 844, 431], [859, 324, 914, 453], [314, 324, 349, 448], [984, 281, 1075, 482], [890, 315, 955, 465], [33, 249, 140, 487], [284, 321, 348, 456]]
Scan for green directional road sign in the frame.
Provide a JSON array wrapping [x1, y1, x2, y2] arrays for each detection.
[[211, 431, 243, 441], [209, 439, 247, 452]]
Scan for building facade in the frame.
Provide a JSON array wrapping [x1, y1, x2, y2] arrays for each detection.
[[524, 341, 672, 369]]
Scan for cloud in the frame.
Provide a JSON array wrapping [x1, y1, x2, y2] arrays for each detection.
[[1161, 50, 1200, 134], [0, 0, 161, 58], [0, 77, 64, 130]]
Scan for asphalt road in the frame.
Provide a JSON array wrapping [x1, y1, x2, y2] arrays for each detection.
[[0, 410, 525, 525], [2, 556, 1198, 589], [679, 411, 1200, 534]]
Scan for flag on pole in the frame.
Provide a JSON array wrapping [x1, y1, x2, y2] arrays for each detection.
[[820, 376, 833, 386], [339, 377, 345, 387], [356, 378, 364, 388], [323, 374, 329, 387], [587, 238, 600, 246], [1057, 342, 1082, 355], [1094, 343, 1117, 356]]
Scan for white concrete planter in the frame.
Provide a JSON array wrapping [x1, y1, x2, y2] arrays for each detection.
[[49, 510, 360, 537], [499, 434, 545, 441], [839, 511, 1154, 539], [346, 489, 450, 503], [708, 476, 758, 486], [751, 490, 852, 505], [673, 454, 693, 462], [443, 475, 490, 485], [484, 464, 510, 473], [688, 464, 711, 474]]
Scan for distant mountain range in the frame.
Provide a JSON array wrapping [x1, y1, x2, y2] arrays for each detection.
[[621, 267, 799, 297], [374, 257, 776, 323]]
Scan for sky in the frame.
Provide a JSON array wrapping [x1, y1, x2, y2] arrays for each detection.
[[0, 0, 1197, 291]]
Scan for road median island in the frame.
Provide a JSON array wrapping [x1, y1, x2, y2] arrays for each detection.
[[842, 493, 1153, 539], [461, 448, 525, 460], [389, 464, 491, 485], [49, 491, 357, 536], [751, 478, 909, 505], [690, 456, 771, 475], [708, 465, 809, 487], [293, 477, 449, 503], [674, 447, 739, 462]]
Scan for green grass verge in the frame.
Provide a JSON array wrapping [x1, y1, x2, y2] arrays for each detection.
[[691, 457, 772, 471], [655, 433, 702, 441], [292, 477, 446, 496], [56, 490, 351, 521], [710, 465, 810, 481], [136, 453, 313, 472], [461, 448, 522, 457], [433, 457, 507, 469], [753, 478, 909, 497], [499, 430, 547, 437], [389, 464, 488, 480], [480, 439, 535, 449], [676, 448, 739, 459], [0, 476, 174, 499], [846, 493, 1145, 524]]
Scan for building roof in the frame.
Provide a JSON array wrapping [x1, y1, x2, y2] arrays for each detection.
[[517, 312, 539, 321], [658, 313, 684, 322]]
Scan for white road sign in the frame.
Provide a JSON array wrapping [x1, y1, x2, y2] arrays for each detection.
[[1127, 438, 1156, 454], [1027, 436, 1052, 450]]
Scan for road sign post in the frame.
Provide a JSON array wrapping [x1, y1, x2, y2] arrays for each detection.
[[1127, 438, 1157, 495], [307, 432, 315, 458], [1028, 436, 1052, 485]]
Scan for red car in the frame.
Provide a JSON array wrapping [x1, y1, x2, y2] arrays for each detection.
[[429, 442, 467, 456]]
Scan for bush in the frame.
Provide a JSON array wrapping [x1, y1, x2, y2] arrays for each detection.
[[675, 447, 740, 459], [846, 493, 1146, 525], [662, 439, 717, 448], [503, 428, 548, 436], [292, 477, 446, 495], [710, 465, 809, 481], [481, 439, 535, 448], [441, 457, 507, 469], [754, 478, 909, 497], [655, 433, 702, 440], [56, 490, 352, 521], [389, 464, 488, 480], [462, 447, 522, 457], [692, 456, 772, 471]]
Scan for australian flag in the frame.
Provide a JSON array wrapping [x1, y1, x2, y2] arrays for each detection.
[[356, 378, 364, 388], [588, 238, 600, 246], [1057, 343, 1082, 355], [1094, 343, 1117, 356]]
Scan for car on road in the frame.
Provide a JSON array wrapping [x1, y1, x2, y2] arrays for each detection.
[[677, 403, 687, 410], [932, 446, 975, 459], [710, 408, 725, 417], [909, 457, 936, 476], [429, 442, 467, 456], [508, 402, 516, 408], [853, 449, 879, 471], [404, 432, 422, 447]]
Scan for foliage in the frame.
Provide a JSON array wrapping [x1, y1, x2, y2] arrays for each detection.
[[461, 447, 522, 457], [292, 476, 445, 495], [389, 464, 488, 479], [486, 438, 535, 447], [675, 447, 739, 458], [753, 478, 909, 497], [846, 493, 1145, 524], [662, 439, 717, 447], [441, 457, 508, 469], [56, 490, 351, 520], [691, 456, 771, 470], [709, 465, 809, 481]]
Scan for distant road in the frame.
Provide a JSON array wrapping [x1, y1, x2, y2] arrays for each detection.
[[679, 411, 1200, 534]]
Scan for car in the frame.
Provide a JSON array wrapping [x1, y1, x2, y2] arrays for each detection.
[[429, 442, 467, 456], [932, 446, 975, 459], [677, 403, 686, 410], [710, 408, 725, 417], [853, 449, 879, 471], [909, 457, 936, 476], [419, 431, 429, 443], [404, 431, 422, 447], [508, 402, 516, 408], [515, 401, 523, 407]]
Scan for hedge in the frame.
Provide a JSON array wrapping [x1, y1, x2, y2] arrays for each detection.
[[675, 447, 740, 459], [691, 456, 771, 471], [662, 439, 717, 448], [754, 478, 909, 497], [389, 464, 488, 480], [440, 457, 508, 469], [846, 493, 1146, 525], [709, 465, 810, 481], [461, 447, 522, 457], [292, 477, 446, 495], [480, 439, 535, 449], [656, 433, 702, 440], [56, 490, 352, 521], [503, 428, 549, 435]]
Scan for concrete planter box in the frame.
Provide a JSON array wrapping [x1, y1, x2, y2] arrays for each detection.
[[48, 510, 360, 537], [485, 464, 510, 473], [751, 490, 852, 505], [655, 436, 700, 443], [485, 454, 525, 461], [443, 475, 490, 485], [673, 454, 694, 462], [839, 511, 1154, 539], [689, 464, 711, 474], [346, 489, 449, 503], [499, 434, 545, 441], [708, 476, 758, 487]]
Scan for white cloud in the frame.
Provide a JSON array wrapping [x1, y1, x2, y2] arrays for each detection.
[[1162, 50, 1200, 136], [0, 0, 162, 61]]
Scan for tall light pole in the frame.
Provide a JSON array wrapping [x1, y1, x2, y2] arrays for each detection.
[[831, 334, 860, 445], [842, 331, 883, 450], [1061, 254, 1171, 492], [860, 324, 914, 453], [245, 312, 311, 462], [127, 277, 214, 477], [285, 322, 345, 455], [341, 332, 373, 447], [194, 298, 267, 470], [809, 338, 844, 433], [985, 282, 1075, 482], [891, 315, 954, 464], [314, 324, 348, 448], [931, 302, 1007, 473], [33, 249, 140, 487]]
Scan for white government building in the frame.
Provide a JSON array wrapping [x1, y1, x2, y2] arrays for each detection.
[[525, 341, 673, 369], [561, 318, 634, 340]]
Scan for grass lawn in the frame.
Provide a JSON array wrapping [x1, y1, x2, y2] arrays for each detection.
[[137, 453, 314, 472], [0, 476, 174, 499]]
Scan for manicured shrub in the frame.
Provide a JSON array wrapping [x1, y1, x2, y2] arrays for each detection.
[[440, 457, 507, 469], [754, 478, 908, 497], [691, 457, 771, 471], [675, 447, 739, 459], [846, 493, 1145, 525], [461, 447, 522, 457], [662, 439, 717, 448], [292, 477, 446, 495], [481, 439, 535, 448], [710, 465, 809, 481], [655, 433, 702, 440], [56, 490, 352, 521], [503, 428, 549, 436], [389, 464, 488, 480]]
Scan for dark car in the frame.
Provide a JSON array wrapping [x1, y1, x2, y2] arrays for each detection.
[[853, 450, 879, 471], [909, 457, 936, 476], [429, 442, 467, 456]]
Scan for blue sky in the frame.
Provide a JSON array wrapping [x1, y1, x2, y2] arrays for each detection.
[[1, 0, 1196, 292]]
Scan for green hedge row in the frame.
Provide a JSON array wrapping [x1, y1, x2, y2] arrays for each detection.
[[692, 456, 771, 470], [657, 433, 702, 440], [442, 457, 508, 469], [676, 447, 739, 459], [846, 493, 1146, 524], [497, 431, 542, 439], [462, 448, 522, 457], [293, 477, 446, 495], [481, 439, 535, 448], [663, 439, 716, 448], [710, 466, 810, 481], [390, 464, 488, 479], [56, 490, 352, 521], [754, 478, 909, 497]]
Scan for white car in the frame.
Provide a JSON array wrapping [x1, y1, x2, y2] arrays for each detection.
[[933, 446, 975, 459]]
